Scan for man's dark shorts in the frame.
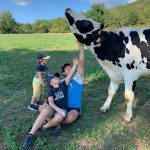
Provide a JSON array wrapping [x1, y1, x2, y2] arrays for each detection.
[[67, 107, 81, 116]]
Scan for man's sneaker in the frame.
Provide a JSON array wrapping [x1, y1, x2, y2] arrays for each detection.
[[35, 100, 44, 105], [22, 133, 36, 150], [52, 124, 63, 137], [29, 122, 47, 132], [28, 104, 38, 111]]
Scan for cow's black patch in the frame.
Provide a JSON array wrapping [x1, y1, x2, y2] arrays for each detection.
[[119, 31, 129, 44], [143, 29, 150, 50], [119, 31, 125, 39], [94, 31, 126, 67], [124, 36, 129, 44], [74, 29, 101, 46], [130, 30, 150, 69], [132, 80, 136, 92], [91, 29, 101, 44], [65, 12, 75, 26], [126, 63, 131, 70], [117, 62, 122, 67], [126, 61, 135, 70], [74, 33, 91, 46], [74, 33, 84, 43], [126, 48, 130, 54], [75, 20, 94, 34], [131, 62, 134, 69]]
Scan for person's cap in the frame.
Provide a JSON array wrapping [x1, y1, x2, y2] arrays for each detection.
[[61, 63, 71, 73], [37, 52, 50, 60], [48, 72, 60, 83]]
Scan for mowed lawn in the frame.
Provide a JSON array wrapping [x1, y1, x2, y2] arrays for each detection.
[[0, 33, 150, 150]]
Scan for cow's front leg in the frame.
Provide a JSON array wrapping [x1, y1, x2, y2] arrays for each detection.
[[100, 81, 119, 112], [123, 80, 136, 122]]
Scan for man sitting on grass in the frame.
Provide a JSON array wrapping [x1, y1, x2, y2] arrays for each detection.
[[22, 58, 79, 150], [39, 40, 85, 135]]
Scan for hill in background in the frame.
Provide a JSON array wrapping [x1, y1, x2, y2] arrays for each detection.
[[104, 0, 150, 28]]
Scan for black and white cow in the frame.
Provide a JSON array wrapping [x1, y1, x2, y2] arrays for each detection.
[[65, 8, 150, 122]]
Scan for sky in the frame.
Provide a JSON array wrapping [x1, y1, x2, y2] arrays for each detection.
[[0, 0, 137, 23]]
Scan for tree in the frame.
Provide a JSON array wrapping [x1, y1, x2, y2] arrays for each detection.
[[85, 3, 106, 23], [32, 20, 50, 33], [19, 23, 33, 33], [49, 17, 69, 33], [0, 11, 17, 33], [127, 10, 139, 26]]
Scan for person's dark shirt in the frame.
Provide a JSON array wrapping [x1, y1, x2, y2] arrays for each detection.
[[35, 64, 48, 80], [48, 80, 68, 109]]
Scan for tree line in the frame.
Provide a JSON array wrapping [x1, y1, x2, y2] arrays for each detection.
[[0, 11, 70, 33], [0, 0, 150, 34]]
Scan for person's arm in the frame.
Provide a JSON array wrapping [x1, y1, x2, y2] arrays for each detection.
[[65, 58, 79, 85], [46, 69, 51, 76], [48, 96, 66, 117], [48, 96, 59, 111], [76, 40, 84, 76]]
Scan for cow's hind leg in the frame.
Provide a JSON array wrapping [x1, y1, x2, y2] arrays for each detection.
[[123, 80, 136, 122], [100, 81, 119, 112]]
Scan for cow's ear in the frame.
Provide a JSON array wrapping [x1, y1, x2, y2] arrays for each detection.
[[100, 23, 104, 29]]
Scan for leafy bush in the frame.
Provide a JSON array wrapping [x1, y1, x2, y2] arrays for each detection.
[[127, 10, 139, 26]]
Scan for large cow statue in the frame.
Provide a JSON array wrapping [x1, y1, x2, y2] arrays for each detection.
[[65, 8, 150, 122]]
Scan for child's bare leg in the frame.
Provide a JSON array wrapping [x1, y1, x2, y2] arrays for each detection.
[[31, 96, 37, 104], [32, 83, 41, 104]]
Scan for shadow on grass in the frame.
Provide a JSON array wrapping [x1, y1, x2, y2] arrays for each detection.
[[0, 48, 150, 150]]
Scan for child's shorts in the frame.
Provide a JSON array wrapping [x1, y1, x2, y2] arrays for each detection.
[[32, 81, 45, 99]]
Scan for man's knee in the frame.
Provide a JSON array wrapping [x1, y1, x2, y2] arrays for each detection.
[[38, 105, 44, 112], [64, 111, 79, 124], [41, 106, 52, 116], [64, 116, 76, 124]]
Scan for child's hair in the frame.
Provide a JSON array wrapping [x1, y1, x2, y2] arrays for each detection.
[[37, 59, 43, 64]]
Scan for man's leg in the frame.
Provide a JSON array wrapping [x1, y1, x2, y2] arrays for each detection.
[[63, 110, 79, 124], [38, 103, 54, 122], [42, 112, 65, 136], [50, 110, 79, 137], [43, 112, 64, 129], [22, 105, 52, 149], [30, 106, 52, 134]]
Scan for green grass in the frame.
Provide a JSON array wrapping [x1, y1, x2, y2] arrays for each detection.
[[0, 33, 150, 150]]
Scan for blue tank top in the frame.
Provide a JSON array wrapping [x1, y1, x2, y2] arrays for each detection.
[[67, 77, 83, 110]]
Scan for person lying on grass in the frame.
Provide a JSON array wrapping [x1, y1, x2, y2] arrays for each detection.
[[22, 58, 79, 150]]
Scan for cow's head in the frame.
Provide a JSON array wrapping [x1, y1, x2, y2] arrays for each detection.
[[65, 8, 104, 46]]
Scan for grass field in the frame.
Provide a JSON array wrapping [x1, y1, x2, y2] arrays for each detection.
[[0, 33, 150, 150]]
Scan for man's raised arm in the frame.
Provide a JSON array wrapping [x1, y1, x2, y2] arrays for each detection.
[[76, 40, 84, 76]]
